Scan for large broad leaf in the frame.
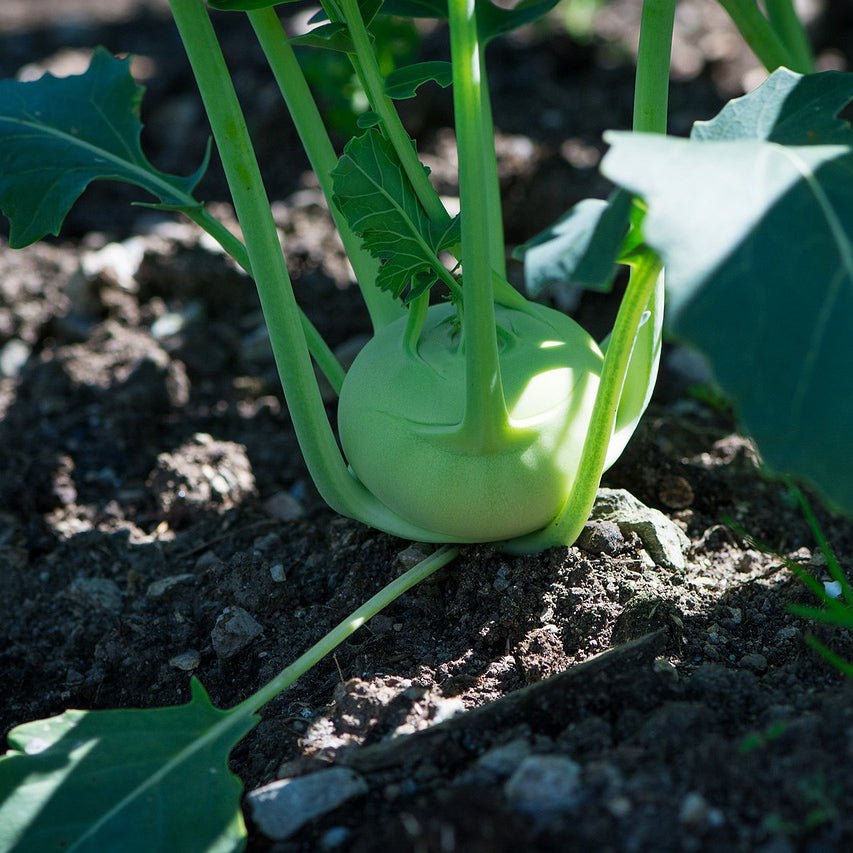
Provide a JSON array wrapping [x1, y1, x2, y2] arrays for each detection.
[[0, 48, 207, 248], [331, 127, 460, 300], [602, 69, 853, 515], [0, 679, 258, 852], [514, 189, 633, 296]]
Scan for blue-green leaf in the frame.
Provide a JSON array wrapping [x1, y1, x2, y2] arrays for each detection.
[[385, 61, 452, 100], [514, 189, 633, 295], [331, 128, 459, 300], [0, 679, 257, 852], [0, 48, 207, 248], [602, 69, 853, 515]]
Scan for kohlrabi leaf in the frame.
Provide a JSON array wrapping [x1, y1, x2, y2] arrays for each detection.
[[514, 189, 632, 295], [602, 68, 853, 515], [357, 110, 382, 128], [0, 47, 207, 249], [290, 23, 357, 53], [385, 61, 452, 99], [475, 0, 561, 41], [0, 678, 258, 852], [332, 127, 459, 300]]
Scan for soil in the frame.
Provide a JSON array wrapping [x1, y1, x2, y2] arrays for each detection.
[[2, 1, 853, 851]]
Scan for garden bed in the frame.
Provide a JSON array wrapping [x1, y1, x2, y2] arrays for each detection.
[[2, 1, 853, 850]]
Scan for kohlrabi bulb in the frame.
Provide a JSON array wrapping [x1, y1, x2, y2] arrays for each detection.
[[338, 301, 603, 542]]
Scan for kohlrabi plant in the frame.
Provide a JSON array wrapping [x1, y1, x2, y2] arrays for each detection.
[[2, 0, 853, 849]]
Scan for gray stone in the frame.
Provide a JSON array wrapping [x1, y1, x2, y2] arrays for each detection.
[[397, 543, 433, 569], [504, 755, 582, 816], [577, 519, 627, 556], [262, 491, 305, 521], [146, 573, 196, 599], [247, 768, 368, 840], [591, 488, 690, 570], [211, 606, 263, 658], [66, 577, 122, 611], [169, 650, 201, 671]]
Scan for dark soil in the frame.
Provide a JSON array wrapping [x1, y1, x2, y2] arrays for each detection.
[[3, 1, 853, 851]]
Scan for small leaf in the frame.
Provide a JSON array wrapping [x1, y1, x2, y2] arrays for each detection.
[[476, 0, 561, 41], [357, 110, 382, 129], [385, 61, 452, 100], [601, 68, 853, 516], [0, 48, 207, 248], [331, 128, 459, 300], [0, 679, 258, 852], [290, 23, 357, 53], [514, 189, 632, 296]]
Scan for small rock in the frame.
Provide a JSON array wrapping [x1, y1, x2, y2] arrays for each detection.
[[169, 650, 201, 671], [679, 791, 724, 828], [66, 577, 122, 611], [262, 491, 305, 521], [269, 563, 287, 583], [211, 606, 263, 659], [577, 519, 627, 556], [247, 768, 368, 841], [320, 827, 352, 850], [740, 653, 768, 674], [591, 488, 690, 571], [146, 573, 196, 599], [504, 755, 582, 816], [824, 580, 843, 599], [397, 543, 433, 569]]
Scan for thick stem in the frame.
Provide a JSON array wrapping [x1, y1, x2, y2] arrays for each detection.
[[716, 0, 804, 72], [236, 545, 458, 715], [339, 0, 449, 225], [247, 7, 402, 331], [765, 0, 815, 74], [449, 0, 509, 451], [505, 254, 662, 553], [478, 43, 506, 280], [168, 0, 456, 542], [633, 0, 676, 134]]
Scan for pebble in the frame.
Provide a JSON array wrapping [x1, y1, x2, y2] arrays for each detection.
[[169, 650, 201, 671], [66, 576, 122, 611], [262, 491, 305, 521], [269, 563, 287, 583], [679, 791, 724, 828], [504, 755, 582, 816], [397, 543, 433, 569], [211, 606, 263, 659], [577, 519, 627, 556], [591, 488, 691, 571], [146, 573, 196, 599], [739, 652, 768, 674], [246, 768, 368, 840]]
